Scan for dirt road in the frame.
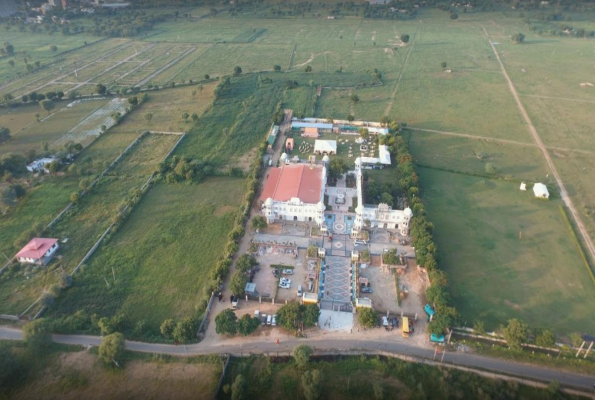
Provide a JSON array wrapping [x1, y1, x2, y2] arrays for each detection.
[[483, 26, 595, 264]]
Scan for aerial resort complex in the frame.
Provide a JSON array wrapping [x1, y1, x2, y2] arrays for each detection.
[[1, 1, 594, 397]]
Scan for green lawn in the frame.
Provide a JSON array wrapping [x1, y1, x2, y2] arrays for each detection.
[[49, 177, 245, 339], [418, 167, 595, 335], [289, 131, 374, 168]]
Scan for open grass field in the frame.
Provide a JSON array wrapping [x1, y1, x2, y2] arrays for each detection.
[[50, 177, 245, 338], [418, 167, 595, 334], [0, 133, 178, 315], [109, 84, 217, 134]]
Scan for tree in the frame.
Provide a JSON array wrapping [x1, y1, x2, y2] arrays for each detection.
[[160, 319, 175, 338], [373, 382, 385, 400], [512, 33, 525, 44], [302, 369, 323, 400], [0, 127, 10, 144], [0, 345, 20, 389], [236, 314, 260, 336], [231, 374, 247, 400], [70, 192, 80, 203], [191, 113, 199, 123], [400, 34, 410, 43], [172, 317, 195, 343], [302, 304, 320, 327], [535, 329, 555, 348], [328, 158, 348, 180], [4, 43, 14, 55], [473, 320, 486, 335], [8, 60, 14, 67], [305, 65, 312, 72], [358, 127, 370, 141], [251, 215, 267, 232], [50, 45, 58, 52], [547, 380, 560, 398], [215, 309, 237, 335], [68, 90, 78, 100], [23, 318, 50, 350], [229, 271, 247, 296], [428, 314, 453, 335], [347, 114, 355, 122], [569, 333, 583, 347], [98, 332, 125, 365], [144, 113, 153, 124], [440, 61, 447, 69], [292, 345, 312, 369], [274, 64, 281, 72], [128, 96, 138, 106], [95, 84, 107, 95], [204, 74, 210, 80], [357, 308, 378, 328], [450, 13, 459, 20], [485, 163, 497, 175], [233, 66, 242, 76], [182, 112, 189, 122], [39, 99, 55, 115], [350, 93, 359, 103], [502, 318, 528, 351]]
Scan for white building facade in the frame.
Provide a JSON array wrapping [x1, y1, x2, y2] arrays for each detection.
[[351, 158, 412, 236]]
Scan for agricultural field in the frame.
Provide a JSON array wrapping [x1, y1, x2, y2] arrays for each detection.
[[418, 167, 595, 334], [108, 83, 217, 134], [0, 133, 178, 315], [50, 177, 245, 338]]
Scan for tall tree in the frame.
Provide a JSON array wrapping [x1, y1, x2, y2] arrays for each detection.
[[502, 318, 528, 351], [39, 99, 55, 115], [98, 332, 125, 365]]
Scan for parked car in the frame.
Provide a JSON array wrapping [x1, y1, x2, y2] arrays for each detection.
[[282, 269, 294, 275], [261, 314, 267, 325], [231, 295, 238, 309], [354, 239, 368, 246], [297, 285, 303, 297], [280, 277, 291, 285], [255, 310, 260, 319], [392, 317, 398, 328], [272, 269, 279, 277], [272, 315, 277, 326], [361, 287, 372, 293], [267, 315, 272, 325], [382, 316, 389, 327], [279, 281, 291, 289]]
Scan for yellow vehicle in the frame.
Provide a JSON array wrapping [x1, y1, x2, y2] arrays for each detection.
[[402, 317, 411, 337]]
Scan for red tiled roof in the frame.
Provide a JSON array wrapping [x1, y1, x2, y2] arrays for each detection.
[[260, 164, 323, 204], [16, 238, 58, 259]]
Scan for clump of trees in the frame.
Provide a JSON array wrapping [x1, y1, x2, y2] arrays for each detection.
[[0, 127, 11, 145], [160, 317, 196, 343], [215, 309, 260, 337], [276, 302, 320, 334], [357, 308, 378, 329], [98, 332, 125, 366], [156, 155, 214, 183], [512, 33, 525, 44]]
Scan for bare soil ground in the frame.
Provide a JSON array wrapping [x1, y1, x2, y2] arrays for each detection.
[[10, 351, 220, 400]]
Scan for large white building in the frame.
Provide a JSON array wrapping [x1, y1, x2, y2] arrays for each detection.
[[260, 164, 327, 226], [351, 158, 412, 236]]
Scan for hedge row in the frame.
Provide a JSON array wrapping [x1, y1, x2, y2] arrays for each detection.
[[390, 129, 457, 335]]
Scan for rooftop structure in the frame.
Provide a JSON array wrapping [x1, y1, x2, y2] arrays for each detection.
[[303, 127, 319, 138], [533, 183, 549, 199], [16, 238, 59, 266], [285, 138, 294, 151], [314, 140, 337, 155]]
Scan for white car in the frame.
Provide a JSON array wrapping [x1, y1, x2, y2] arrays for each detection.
[[280, 277, 291, 285], [279, 281, 291, 289], [267, 315, 272, 325], [272, 315, 277, 326], [282, 269, 294, 275]]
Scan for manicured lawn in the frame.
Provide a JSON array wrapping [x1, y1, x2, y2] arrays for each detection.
[[289, 131, 376, 168], [418, 167, 595, 335], [50, 177, 245, 339]]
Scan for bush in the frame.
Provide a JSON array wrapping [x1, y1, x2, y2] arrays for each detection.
[[237, 314, 260, 336], [292, 345, 312, 369], [215, 309, 237, 335], [98, 332, 125, 366], [357, 308, 378, 329]]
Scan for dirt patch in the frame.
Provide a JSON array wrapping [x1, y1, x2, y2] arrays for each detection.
[[503, 299, 522, 310], [214, 205, 236, 216], [11, 351, 220, 400]]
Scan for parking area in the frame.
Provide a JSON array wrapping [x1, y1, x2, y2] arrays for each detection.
[[276, 249, 309, 302], [359, 265, 400, 313]]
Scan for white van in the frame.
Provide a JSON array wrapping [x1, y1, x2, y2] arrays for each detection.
[[297, 285, 303, 297], [354, 239, 368, 246]]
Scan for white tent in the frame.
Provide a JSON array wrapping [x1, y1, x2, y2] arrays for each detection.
[[314, 140, 337, 155], [533, 183, 549, 199]]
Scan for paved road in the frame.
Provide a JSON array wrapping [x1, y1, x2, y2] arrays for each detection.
[[483, 26, 595, 264], [1, 327, 593, 392]]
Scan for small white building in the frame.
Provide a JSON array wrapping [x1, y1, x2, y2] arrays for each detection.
[[533, 183, 549, 199], [314, 140, 337, 155], [27, 157, 57, 173], [520, 182, 527, 191], [260, 164, 327, 225], [351, 158, 412, 236]]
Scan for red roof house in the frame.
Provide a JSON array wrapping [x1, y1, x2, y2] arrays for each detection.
[[16, 238, 59, 266], [260, 164, 324, 204]]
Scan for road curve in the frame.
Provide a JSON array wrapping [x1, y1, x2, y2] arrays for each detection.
[[1, 327, 593, 392]]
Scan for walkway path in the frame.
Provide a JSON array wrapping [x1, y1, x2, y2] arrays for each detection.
[[0, 326, 593, 392], [483, 26, 595, 263]]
